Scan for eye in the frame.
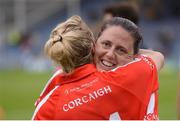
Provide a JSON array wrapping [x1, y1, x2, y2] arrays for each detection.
[[101, 41, 111, 49], [116, 47, 128, 55]]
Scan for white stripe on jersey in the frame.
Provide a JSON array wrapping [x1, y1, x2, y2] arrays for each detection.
[[32, 86, 59, 120], [40, 69, 62, 96], [110, 57, 141, 72], [109, 112, 121, 120], [147, 93, 155, 114]]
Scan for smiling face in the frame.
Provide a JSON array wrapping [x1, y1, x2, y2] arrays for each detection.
[[94, 26, 135, 71]]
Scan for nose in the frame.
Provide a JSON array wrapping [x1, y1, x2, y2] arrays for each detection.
[[105, 49, 115, 59]]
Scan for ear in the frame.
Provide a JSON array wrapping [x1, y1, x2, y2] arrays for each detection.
[[91, 43, 95, 55]]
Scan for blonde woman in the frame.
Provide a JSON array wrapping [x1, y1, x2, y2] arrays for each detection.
[[32, 16, 164, 120]]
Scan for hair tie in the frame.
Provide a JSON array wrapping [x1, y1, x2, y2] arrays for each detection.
[[53, 35, 62, 44]]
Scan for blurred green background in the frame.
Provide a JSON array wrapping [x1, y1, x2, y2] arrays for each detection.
[[0, 0, 180, 120], [0, 69, 51, 119], [0, 66, 179, 119]]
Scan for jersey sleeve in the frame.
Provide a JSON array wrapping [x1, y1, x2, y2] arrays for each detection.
[[32, 86, 59, 120], [35, 69, 63, 107], [143, 55, 159, 120], [144, 91, 159, 120]]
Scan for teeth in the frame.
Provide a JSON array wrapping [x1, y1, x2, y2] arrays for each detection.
[[102, 60, 114, 67]]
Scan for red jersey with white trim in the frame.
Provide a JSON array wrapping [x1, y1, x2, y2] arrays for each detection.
[[34, 69, 62, 107], [32, 55, 158, 120]]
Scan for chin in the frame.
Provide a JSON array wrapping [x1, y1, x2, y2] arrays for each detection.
[[98, 66, 114, 71], [96, 65, 104, 71]]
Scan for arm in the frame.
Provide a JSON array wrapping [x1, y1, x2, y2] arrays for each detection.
[[139, 49, 164, 72]]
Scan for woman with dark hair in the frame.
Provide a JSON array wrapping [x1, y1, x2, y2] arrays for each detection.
[[32, 16, 164, 120]]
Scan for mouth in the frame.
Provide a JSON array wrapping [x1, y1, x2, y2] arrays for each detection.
[[101, 60, 114, 67], [99, 60, 116, 71]]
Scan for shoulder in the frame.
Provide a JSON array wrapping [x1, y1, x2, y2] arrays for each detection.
[[35, 68, 63, 107], [110, 55, 155, 73], [40, 68, 63, 96]]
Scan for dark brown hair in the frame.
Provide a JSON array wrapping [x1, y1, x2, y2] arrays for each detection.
[[98, 17, 142, 54]]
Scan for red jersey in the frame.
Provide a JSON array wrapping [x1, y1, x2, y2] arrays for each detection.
[[32, 55, 158, 120]]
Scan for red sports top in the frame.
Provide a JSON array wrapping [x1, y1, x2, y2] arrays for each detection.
[[32, 55, 158, 120]]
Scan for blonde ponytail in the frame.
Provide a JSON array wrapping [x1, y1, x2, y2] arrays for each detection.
[[44, 15, 95, 73]]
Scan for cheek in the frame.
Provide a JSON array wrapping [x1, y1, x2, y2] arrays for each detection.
[[94, 45, 106, 64], [116, 56, 133, 66], [94, 50, 100, 63], [93, 46, 99, 61], [94, 44, 103, 57]]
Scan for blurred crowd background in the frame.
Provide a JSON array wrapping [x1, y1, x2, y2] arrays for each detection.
[[0, 0, 180, 71], [0, 0, 180, 119]]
